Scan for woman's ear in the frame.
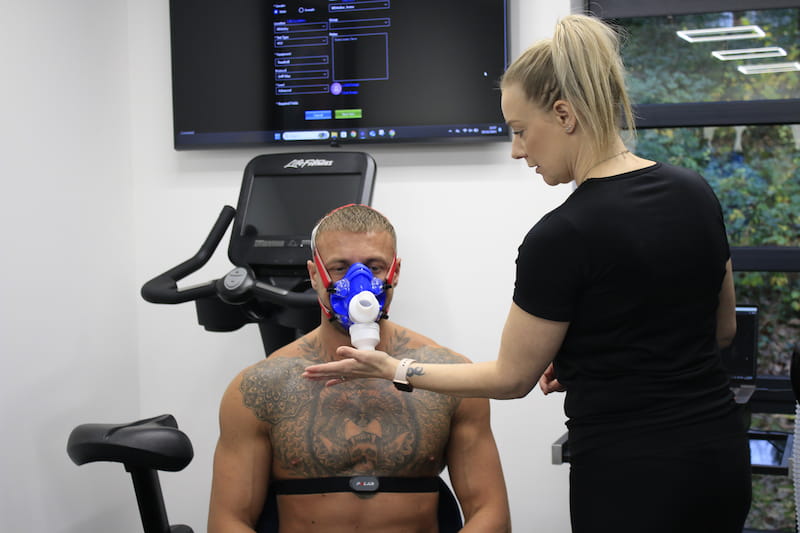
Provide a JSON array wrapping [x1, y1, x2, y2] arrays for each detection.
[[553, 99, 574, 129]]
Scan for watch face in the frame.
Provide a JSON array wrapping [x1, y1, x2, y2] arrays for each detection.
[[393, 381, 413, 392]]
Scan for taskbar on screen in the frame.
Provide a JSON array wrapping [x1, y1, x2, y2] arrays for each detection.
[[175, 124, 510, 149]]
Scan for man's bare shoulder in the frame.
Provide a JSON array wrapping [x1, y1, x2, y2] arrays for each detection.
[[381, 323, 470, 365], [237, 333, 326, 424]]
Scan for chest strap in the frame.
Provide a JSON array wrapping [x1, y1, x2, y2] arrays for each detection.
[[271, 476, 440, 495]]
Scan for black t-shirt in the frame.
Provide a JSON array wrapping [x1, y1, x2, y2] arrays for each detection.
[[514, 162, 738, 456]]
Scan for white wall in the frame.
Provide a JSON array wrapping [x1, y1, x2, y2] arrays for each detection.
[[0, 1, 141, 532], [1, 0, 576, 531]]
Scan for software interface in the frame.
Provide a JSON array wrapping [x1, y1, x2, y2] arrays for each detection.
[[273, 1, 395, 142], [171, 0, 508, 146], [270, 0, 507, 142]]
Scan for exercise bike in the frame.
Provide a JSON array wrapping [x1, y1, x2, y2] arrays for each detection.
[[67, 152, 462, 532]]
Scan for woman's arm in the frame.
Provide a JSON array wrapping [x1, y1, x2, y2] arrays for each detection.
[[303, 303, 569, 399], [716, 259, 737, 349]]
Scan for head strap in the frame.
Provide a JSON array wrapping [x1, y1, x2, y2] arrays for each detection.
[[313, 248, 334, 289]]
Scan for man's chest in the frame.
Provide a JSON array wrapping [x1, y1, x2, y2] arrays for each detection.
[[268, 383, 455, 477]]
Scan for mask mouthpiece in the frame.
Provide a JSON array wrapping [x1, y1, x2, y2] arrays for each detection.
[[348, 290, 381, 350]]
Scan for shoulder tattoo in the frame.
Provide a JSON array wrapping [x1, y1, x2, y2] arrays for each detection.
[[239, 335, 334, 423]]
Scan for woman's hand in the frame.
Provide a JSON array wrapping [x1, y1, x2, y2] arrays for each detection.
[[538, 362, 565, 395], [302, 346, 397, 386]]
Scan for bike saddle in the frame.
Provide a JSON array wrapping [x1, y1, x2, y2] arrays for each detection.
[[67, 414, 193, 472]]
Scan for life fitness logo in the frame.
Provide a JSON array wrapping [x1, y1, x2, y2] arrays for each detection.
[[284, 158, 335, 169]]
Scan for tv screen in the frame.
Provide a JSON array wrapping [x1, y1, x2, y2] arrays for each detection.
[[169, 0, 510, 149]]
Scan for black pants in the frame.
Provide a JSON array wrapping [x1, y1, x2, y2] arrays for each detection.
[[569, 432, 751, 533]]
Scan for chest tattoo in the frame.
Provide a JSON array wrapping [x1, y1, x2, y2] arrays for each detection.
[[241, 333, 461, 478]]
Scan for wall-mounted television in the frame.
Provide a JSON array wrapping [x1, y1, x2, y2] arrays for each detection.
[[169, 0, 509, 149]]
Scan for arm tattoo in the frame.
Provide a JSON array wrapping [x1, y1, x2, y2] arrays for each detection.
[[407, 365, 425, 378]]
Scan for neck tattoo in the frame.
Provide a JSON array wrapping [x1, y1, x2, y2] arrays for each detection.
[[581, 149, 630, 182]]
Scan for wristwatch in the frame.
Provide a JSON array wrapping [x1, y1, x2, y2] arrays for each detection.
[[393, 358, 416, 392]]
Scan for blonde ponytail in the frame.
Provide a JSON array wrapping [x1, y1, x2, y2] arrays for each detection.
[[502, 14, 635, 157]]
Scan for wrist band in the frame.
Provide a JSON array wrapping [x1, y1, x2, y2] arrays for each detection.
[[393, 358, 416, 392]]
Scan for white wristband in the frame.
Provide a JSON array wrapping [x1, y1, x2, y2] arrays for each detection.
[[393, 358, 416, 392]]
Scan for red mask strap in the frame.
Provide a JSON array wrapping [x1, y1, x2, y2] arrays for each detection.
[[313, 248, 333, 289], [379, 255, 398, 319], [385, 255, 398, 287], [313, 248, 335, 318], [318, 295, 333, 320]]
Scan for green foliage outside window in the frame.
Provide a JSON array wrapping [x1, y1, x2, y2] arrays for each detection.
[[620, 9, 800, 105], [635, 125, 800, 376]]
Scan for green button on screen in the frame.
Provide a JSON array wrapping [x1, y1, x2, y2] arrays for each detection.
[[335, 109, 363, 119]]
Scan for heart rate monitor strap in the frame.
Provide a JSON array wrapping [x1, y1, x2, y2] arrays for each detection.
[[271, 476, 439, 495]]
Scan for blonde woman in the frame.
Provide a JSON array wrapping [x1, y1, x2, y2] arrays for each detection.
[[305, 15, 751, 532]]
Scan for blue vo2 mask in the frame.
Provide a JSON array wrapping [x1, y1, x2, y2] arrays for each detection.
[[328, 263, 388, 328], [313, 246, 398, 329]]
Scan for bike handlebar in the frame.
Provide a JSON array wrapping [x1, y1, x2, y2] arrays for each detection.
[[141, 206, 236, 304], [141, 205, 318, 309]]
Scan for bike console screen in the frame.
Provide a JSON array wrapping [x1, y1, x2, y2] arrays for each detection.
[[228, 152, 376, 276]]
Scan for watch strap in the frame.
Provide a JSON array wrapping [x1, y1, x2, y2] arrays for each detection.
[[393, 358, 416, 387]]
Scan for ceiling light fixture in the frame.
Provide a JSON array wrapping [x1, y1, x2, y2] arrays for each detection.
[[712, 47, 787, 61], [677, 25, 765, 43], [737, 62, 800, 75]]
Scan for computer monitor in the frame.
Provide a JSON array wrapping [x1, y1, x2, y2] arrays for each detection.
[[169, 0, 509, 148], [749, 429, 793, 475], [720, 306, 758, 404], [720, 306, 759, 381]]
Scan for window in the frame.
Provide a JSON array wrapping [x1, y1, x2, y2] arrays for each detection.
[[587, 0, 800, 127]]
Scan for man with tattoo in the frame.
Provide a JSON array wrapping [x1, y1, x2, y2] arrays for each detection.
[[208, 204, 511, 532]]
